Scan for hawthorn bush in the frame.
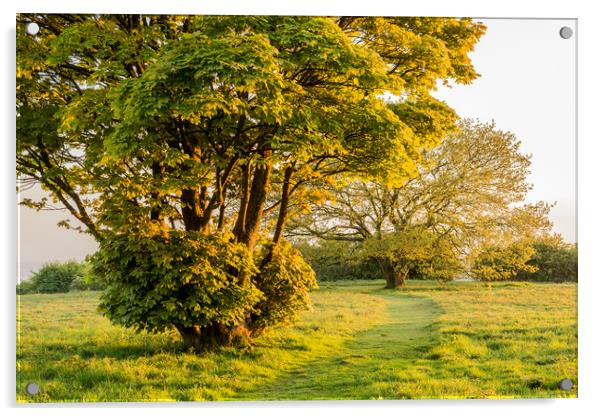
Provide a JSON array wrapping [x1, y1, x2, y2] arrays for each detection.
[[28, 261, 85, 293], [93, 231, 316, 349], [16, 280, 36, 295], [471, 241, 537, 281]]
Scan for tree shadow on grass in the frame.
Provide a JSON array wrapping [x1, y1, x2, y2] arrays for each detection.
[[21, 339, 181, 362], [234, 294, 443, 401]]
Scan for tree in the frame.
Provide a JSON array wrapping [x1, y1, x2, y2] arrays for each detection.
[[361, 226, 463, 288], [289, 120, 553, 288], [514, 235, 578, 282], [17, 15, 485, 349]]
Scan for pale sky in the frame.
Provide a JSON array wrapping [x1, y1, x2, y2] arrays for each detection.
[[433, 18, 576, 244], [17, 18, 577, 279]]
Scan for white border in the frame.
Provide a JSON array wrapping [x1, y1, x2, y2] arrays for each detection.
[[3, 1, 601, 416], [7, 0, 583, 17]]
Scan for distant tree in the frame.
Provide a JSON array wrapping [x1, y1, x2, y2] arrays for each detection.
[[29, 261, 85, 293], [515, 236, 578, 282], [289, 120, 553, 288], [361, 226, 463, 287], [17, 15, 485, 348]]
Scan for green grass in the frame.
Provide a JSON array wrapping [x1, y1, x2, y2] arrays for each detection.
[[16, 280, 577, 402]]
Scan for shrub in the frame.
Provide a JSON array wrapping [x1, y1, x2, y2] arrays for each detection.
[[16, 280, 36, 294], [29, 261, 85, 293], [94, 231, 319, 349], [404, 236, 463, 282], [471, 241, 536, 281], [94, 231, 262, 336], [250, 241, 318, 333]]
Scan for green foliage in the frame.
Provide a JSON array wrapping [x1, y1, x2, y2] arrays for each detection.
[[16, 280, 36, 295], [297, 236, 460, 283], [17, 14, 485, 237], [296, 240, 382, 281], [471, 241, 537, 281], [94, 231, 261, 334], [515, 237, 578, 282], [408, 238, 464, 281], [251, 242, 318, 332], [364, 229, 436, 274], [363, 227, 462, 286], [70, 262, 106, 291], [69, 276, 92, 291], [16, 261, 104, 294], [29, 261, 85, 293]]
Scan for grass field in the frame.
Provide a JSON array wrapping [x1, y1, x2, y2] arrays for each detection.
[[16, 280, 577, 402]]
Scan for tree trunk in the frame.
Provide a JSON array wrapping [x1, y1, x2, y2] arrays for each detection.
[[177, 325, 207, 351], [176, 323, 251, 351], [233, 162, 251, 240], [272, 165, 294, 246], [389, 271, 407, 289], [378, 257, 406, 289], [217, 196, 226, 230], [181, 187, 203, 231], [240, 149, 272, 252], [150, 161, 164, 223], [258, 165, 294, 270]]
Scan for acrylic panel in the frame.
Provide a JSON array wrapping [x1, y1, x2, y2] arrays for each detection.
[[16, 15, 577, 402]]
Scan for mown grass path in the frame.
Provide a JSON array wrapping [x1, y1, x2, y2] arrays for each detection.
[[236, 292, 441, 400]]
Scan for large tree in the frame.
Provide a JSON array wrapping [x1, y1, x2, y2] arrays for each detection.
[[17, 15, 485, 348], [289, 120, 553, 288]]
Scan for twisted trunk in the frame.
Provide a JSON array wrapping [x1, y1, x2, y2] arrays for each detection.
[[378, 257, 407, 289]]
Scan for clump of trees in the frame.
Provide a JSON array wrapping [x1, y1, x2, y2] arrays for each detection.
[[470, 237, 577, 283], [17, 15, 485, 349], [17, 260, 103, 294], [516, 236, 577, 282]]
